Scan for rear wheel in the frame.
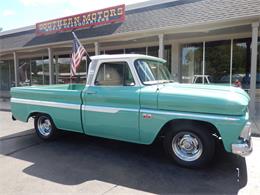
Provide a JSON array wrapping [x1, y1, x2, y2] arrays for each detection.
[[163, 124, 215, 168], [34, 114, 58, 140]]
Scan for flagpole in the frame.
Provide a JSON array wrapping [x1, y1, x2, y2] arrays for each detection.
[[70, 53, 72, 84], [70, 30, 74, 84], [70, 30, 75, 84]]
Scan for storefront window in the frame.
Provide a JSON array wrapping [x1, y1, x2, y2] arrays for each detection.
[[105, 49, 124, 54], [205, 40, 231, 84], [148, 45, 172, 72], [181, 43, 203, 83], [257, 41, 260, 103], [18, 59, 31, 86], [164, 45, 172, 72], [55, 54, 87, 84], [232, 38, 251, 90], [18, 57, 49, 86], [55, 55, 71, 84], [76, 58, 87, 83], [0, 60, 15, 98], [30, 57, 49, 85], [105, 46, 172, 72], [126, 47, 146, 55], [43, 57, 50, 85], [31, 58, 43, 85], [148, 46, 158, 57]]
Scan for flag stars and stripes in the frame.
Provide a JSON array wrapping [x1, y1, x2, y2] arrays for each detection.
[[71, 32, 86, 77]]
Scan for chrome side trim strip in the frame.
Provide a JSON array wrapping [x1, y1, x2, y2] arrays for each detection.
[[82, 105, 139, 113], [11, 98, 80, 110], [11, 98, 238, 121], [140, 109, 240, 121]]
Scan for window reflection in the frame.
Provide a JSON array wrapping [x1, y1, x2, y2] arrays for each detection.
[[18, 57, 49, 86], [147, 46, 172, 72], [205, 40, 231, 84], [55, 55, 71, 84], [126, 47, 146, 55], [164, 45, 172, 73], [0, 60, 15, 98], [30, 57, 49, 85], [104, 46, 172, 72], [105, 49, 124, 54], [18, 59, 30, 86], [54, 54, 88, 84], [181, 43, 203, 83], [233, 39, 251, 90]]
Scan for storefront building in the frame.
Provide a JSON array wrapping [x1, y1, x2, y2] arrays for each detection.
[[0, 0, 260, 118]]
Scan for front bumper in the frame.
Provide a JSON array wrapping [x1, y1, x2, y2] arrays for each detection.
[[231, 122, 253, 157], [232, 138, 252, 157]]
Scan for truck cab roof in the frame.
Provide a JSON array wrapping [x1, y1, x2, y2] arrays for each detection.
[[90, 54, 166, 63]]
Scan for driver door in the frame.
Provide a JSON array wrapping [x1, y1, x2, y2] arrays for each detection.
[[82, 61, 140, 142]]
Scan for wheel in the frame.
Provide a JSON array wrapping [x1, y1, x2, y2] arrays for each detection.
[[34, 114, 58, 140], [163, 124, 215, 168]]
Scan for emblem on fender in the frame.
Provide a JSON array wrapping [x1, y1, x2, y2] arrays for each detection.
[[143, 113, 152, 119]]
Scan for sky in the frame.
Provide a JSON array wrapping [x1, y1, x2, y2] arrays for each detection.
[[0, 0, 148, 31]]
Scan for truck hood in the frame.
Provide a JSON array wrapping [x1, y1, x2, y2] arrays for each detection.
[[157, 83, 250, 116]]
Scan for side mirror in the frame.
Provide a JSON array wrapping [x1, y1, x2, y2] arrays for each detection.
[[124, 81, 135, 86], [94, 80, 100, 86]]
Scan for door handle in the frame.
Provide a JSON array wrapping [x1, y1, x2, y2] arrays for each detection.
[[86, 91, 97, 95]]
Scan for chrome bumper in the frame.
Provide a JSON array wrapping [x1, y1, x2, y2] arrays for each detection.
[[231, 122, 253, 157], [232, 138, 252, 157]]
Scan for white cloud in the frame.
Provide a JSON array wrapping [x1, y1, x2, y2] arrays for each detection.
[[2, 9, 16, 16]]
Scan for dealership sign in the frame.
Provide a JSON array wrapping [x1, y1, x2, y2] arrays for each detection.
[[36, 4, 125, 36]]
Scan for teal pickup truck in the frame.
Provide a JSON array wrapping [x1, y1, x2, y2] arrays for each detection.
[[11, 54, 252, 168]]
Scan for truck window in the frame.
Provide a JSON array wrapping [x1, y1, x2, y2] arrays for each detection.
[[94, 62, 135, 86]]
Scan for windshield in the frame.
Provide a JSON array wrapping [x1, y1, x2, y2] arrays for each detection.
[[134, 59, 174, 85]]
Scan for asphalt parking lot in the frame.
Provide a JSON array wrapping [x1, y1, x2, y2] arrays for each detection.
[[0, 110, 260, 195]]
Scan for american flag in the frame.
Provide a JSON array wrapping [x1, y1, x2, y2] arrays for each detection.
[[71, 32, 86, 76]]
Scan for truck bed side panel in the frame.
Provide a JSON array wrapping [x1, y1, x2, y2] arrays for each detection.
[[11, 86, 84, 133]]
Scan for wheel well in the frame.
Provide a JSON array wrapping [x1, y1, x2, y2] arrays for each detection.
[[157, 119, 222, 140], [27, 112, 50, 121]]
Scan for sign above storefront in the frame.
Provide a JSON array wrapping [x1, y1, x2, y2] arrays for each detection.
[[36, 4, 125, 36]]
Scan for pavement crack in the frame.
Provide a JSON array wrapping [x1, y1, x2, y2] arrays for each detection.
[[102, 185, 118, 195]]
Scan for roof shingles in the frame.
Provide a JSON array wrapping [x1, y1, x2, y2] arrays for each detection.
[[1, 0, 260, 51]]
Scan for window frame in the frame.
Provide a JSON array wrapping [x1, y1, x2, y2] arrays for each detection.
[[94, 61, 136, 87], [134, 58, 173, 86]]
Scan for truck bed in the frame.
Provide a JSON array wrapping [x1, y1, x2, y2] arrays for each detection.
[[11, 84, 85, 133]]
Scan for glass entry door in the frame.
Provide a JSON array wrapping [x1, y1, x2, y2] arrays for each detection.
[[0, 60, 14, 98]]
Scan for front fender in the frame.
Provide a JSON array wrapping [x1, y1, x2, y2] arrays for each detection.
[[139, 109, 248, 152]]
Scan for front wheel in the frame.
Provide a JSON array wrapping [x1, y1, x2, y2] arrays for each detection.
[[163, 124, 215, 168], [34, 114, 58, 140]]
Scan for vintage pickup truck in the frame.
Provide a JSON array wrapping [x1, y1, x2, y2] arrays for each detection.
[[11, 54, 252, 168]]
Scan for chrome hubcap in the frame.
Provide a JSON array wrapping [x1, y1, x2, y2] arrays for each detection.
[[172, 132, 203, 162], [37, 116, 52, 136]]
